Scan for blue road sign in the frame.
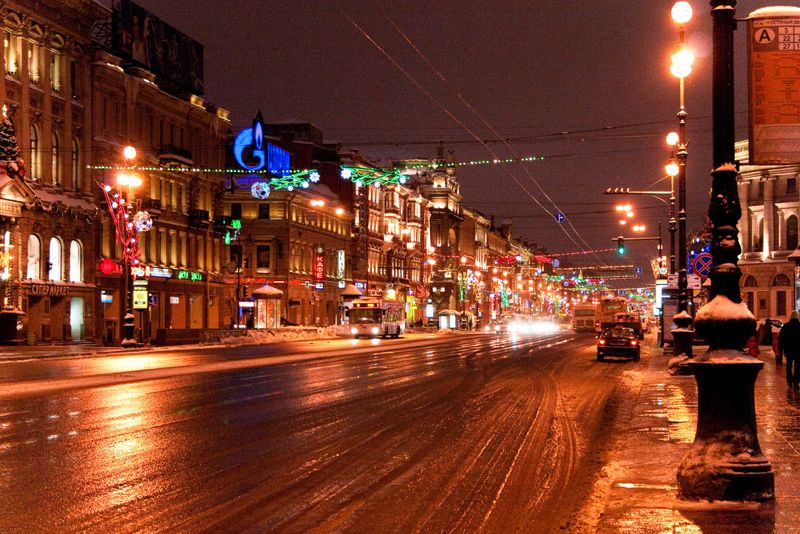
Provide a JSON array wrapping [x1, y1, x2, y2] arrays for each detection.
[[552, 259, 560, 268], [555, 212, 566, 223]]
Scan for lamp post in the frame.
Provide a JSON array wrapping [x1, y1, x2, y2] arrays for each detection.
[[669, 1, 695, 358], [676, 0, 774, 501], [98, 145, 152, 348], [665, 134, 679, 275]]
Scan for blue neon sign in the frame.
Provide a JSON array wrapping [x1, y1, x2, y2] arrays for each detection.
[[233, 111, 291, 175]]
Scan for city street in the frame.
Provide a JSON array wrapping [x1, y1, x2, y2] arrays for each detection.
[[0, 331, 635, 532]]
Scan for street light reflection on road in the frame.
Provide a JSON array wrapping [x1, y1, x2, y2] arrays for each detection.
[[94, 355, 168, 375]]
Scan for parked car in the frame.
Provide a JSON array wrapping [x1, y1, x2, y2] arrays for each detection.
[[597, 326, 640, 362]]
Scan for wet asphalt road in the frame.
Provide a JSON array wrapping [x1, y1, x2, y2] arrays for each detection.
[[0, 332, 634, 533]]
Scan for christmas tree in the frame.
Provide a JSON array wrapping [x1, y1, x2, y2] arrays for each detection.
[[0, 105, 24, 178]]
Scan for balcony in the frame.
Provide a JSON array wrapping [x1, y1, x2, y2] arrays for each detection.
[[140, 198, 162, 218], [158, 145, 193, 167], [189, 208, 210, 228]]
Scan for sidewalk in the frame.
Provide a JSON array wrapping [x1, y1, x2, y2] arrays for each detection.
[[596, 341, 800, 532]]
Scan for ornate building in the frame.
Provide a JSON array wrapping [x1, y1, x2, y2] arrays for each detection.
[[736, 140, 799, 322], [1, 0, 104, 343]]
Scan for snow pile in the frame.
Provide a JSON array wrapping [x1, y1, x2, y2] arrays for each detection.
[[696, 295, 754, 321], [668, 354, 690, 373], [219, 325, 350, 346], [692, 348, 759, 364]]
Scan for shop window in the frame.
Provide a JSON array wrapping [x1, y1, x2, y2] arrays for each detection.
[[256, 245, 270, 273], [788, 177, 797, 194], [27, 234, 41, 280], [49, 237, 62, 281], [258, 203, 270, 219], [69, 240, 82, 282]]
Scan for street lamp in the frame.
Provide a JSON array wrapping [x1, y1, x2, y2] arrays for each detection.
[[669, 1, 695, 358], [98, 145, 152, 347], [676, 0, 774, 502]]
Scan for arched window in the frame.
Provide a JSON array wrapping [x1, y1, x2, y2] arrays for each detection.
[[48, 237, 62, 281], [27, 234, 41, 279], [29, 124, 41, 180], [71, 137, 80, 190], [51, 131, 61, 185], [744, 275, 759, 288], [773, 273, 792, 287], [69, 240, 82, 282], [788, 215, 799, 251]]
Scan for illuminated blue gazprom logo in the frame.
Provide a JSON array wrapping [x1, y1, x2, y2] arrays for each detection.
[[233, 112, 291, 176]]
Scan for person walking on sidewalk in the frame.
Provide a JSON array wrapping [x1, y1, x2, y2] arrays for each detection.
[[778, 310, 800, 388]]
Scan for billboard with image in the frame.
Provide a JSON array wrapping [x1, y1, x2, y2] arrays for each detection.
[[113, 0, 204, 95]]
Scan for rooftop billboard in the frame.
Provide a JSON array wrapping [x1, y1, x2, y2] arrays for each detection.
[[113, 0, 204, 96]]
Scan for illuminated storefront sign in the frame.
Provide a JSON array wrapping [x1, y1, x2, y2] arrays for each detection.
[[336, 249, 346, 279], [177, 270, 203, 282], [233, 112, 291, 175], [314, 253, 325, 281], [132, 279, 149, 310]]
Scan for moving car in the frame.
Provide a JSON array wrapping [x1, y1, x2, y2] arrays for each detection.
[[597, 326, 640, 362]]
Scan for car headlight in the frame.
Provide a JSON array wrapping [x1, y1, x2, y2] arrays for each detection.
[[350, 327, 358, 335], [371, 327, 380, 335]]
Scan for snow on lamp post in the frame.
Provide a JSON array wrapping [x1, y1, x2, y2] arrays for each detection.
[[98, 146, 152, 348], [676, 0, 774, 501]]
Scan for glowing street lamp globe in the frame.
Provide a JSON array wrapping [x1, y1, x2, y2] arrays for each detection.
[[666, 131, 680, 147], [666, 160, 680, 177], [671, 1, 693, 24], [122, 145, 137, 160], [670, 47, 695, 79]]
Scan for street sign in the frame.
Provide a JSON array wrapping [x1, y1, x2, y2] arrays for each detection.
[[692, 252, 713, 278], [555, 212, 566, 223], [688, 273, 702, 290], [552, 258, 560, 268]]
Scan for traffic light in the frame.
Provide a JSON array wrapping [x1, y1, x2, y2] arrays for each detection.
[[617, 237, 625, 255]]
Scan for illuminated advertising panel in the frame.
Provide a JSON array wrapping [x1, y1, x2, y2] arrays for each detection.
[[748, 7, 800, 164]]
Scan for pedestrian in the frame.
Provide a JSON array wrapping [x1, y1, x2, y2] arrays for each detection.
[[760, 317, 773, 346], [746, 334, 760, 359], [778, 310, 800, 388], [773, 326, 782, 366]]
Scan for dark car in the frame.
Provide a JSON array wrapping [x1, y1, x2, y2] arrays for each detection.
[[597, 326, 640, 362]]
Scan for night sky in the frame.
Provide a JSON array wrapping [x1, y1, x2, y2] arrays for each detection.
[[121, 0, 776, 277]]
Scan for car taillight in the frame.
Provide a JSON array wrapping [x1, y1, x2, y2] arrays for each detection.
[[598, 339, 606, 345], [630, 340, 638, 346]]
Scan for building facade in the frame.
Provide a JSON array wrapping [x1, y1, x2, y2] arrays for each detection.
[[2, 0, 105, 343], [736, 139, 799, 323]]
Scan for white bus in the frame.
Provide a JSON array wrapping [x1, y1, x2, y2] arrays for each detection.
[[348, 297, 406, 338], [572, 303, 597, 332]]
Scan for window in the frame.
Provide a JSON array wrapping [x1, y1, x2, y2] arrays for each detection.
[[777, 290, 787, 317], [68, 240, 82, 282], [50, 51, 61, 92], [256, 245, 271, 273], [772, 273, 791, 287], [258, 203, 270, 219], [744, 275, 759, 288], [27, 41, 42, 84], [27, 235, 41, 280], [230, 203, 242, 219], [788, 215, 799, 251], [51, 131, 61, 185], [70, 59, 79, 99], [788, 177, 797, 194], [753, 218, 764, 251], [71, 137, 80, 190], [29, 124, 41, 180], [4, 32, 19, 76], [48, 237, 62, 281]]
